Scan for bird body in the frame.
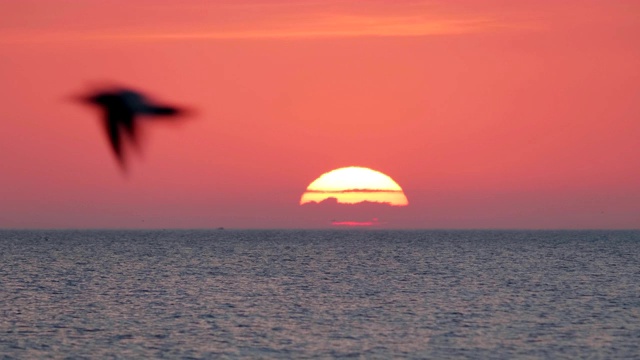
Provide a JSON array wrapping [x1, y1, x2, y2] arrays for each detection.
[[80, 87, 186, 169]]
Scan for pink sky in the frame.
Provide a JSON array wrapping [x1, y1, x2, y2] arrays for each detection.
[[0, 0, 639, 229]]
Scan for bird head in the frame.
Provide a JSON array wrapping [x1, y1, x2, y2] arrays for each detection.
[[84, 93, 111, 105], [70, 91, 112, 107]]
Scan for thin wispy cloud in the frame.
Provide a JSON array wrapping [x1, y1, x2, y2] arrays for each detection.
[[0, 1, 507, 44], [102, 17, 496, 41]]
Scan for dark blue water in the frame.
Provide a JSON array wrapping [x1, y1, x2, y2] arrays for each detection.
[[1, 230, 639, 358]]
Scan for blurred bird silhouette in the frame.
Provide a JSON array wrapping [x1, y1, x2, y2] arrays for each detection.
[[78, 87, 188, 170]]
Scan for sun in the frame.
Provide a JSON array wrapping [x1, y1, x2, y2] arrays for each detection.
[[300, 166, 409, 206]]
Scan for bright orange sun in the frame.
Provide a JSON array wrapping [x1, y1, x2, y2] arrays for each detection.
[[300, 166, 409, 206]]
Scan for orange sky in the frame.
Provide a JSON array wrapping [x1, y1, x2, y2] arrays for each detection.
[[1, 0, 639, 229]]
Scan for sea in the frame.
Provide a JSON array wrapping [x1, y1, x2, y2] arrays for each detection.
[[1, 229, 639, 359]]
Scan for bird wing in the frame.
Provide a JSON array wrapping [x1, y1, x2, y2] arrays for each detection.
[[102, 104, 135, 166], [103, 115, 124, 165], [119, 89, 179, 116], [119, 110, 139, 143], [147, 105, 181, 116]]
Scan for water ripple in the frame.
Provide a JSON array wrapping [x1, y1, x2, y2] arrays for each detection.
[[0, 229, 639, 358]]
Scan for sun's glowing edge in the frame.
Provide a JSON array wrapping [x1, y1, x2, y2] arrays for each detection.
[[306, 166, 403, 192]]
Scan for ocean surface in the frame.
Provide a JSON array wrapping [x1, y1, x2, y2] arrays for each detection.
[[1, 229, 639, 359]]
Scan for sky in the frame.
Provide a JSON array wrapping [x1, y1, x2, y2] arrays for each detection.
[[0, 0, 639, 229]]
